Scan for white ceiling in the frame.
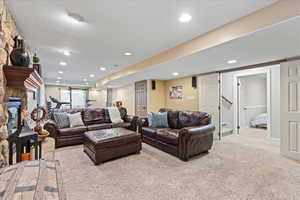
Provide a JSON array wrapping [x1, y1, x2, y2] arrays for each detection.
[[103, 17, 300, 88], [6, 0, 278, 86]]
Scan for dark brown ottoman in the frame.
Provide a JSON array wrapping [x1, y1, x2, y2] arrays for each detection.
[[83, 128, 141, 165]]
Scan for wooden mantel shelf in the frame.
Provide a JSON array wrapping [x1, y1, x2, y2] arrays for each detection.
[[3, 65, 43, 92]]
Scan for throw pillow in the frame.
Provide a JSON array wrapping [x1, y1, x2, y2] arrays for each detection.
[[68, 112, 84, 127], [53, 112, 70, 129], [148, 112, 169, 128]]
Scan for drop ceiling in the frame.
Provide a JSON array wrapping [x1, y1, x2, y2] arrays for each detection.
[[6, 0, 278, 86]]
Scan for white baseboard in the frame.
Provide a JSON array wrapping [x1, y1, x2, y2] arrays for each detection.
[[270, 137, 280, 145]]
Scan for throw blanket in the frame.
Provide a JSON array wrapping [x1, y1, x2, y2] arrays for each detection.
[[107, 107, 123, 123]]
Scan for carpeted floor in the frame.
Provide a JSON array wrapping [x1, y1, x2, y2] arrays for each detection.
[[55, 129, 300, 200]]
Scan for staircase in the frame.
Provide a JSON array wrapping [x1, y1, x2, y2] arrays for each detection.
[[221, 122, 233, 137]]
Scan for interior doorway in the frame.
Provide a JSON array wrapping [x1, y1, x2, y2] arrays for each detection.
[[237, 73, 269, 137], [220, 65, 280, 143]]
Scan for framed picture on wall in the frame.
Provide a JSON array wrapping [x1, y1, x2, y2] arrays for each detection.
[[169, 86, 183, 99]]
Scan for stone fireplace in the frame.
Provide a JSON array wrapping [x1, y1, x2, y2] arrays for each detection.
[[0, 0, 23, 168]]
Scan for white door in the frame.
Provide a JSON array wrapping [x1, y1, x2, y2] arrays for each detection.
[[135, 81, 147, 117], [198, 73, 220, 139], [281, 60, 300, 160]]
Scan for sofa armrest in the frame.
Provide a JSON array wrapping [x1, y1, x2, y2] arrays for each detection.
[[124, 115, 139, 131], [179, 124, 215, 140], [137, 118, 149, 133], [178, 124, 215, 161], [43, 120, 59, 138]]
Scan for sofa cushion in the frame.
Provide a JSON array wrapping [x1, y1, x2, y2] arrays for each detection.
[[156, 129, 180, 145], [118, 107, 127, 120], [83, 108, 106, 125], [142, 127, 157, 138], [159, 109, 182, 129], [178, 111, 210, 128], [87, 123, 112, 131], [58, 126, 87, 137], [111, 122, 131, 129]]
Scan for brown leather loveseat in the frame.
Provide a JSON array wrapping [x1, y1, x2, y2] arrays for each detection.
[[138, 108, 215, 161], [44, 107, 138, 148]]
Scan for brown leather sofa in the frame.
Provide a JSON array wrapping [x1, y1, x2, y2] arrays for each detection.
[[44, 107, 138, 148], [138, 108, 215, 161]]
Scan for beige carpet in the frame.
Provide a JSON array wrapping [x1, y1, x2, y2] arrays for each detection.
[[55, 130, 300, 200]]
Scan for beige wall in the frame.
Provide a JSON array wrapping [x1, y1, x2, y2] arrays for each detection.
[[147, 80, 166, 112], [111, 84, 135, 115], [146, 76, 199, 112], [89, 88, 107, 108], [165, 77, 199, 111]]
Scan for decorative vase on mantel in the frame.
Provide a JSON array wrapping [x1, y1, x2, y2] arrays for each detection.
[[10, 36, 30, 67]]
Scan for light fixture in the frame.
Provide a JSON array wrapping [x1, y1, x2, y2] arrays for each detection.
[[179, 13, 192, 23], [58, 71, 63, 74], [227, 59, 237, 64], [172, 72, 179, 76], [60, 62, 67, 66], [57, 77, 62, 80], [83, 78, 87, 81], [63, 50, 70, 56], [124, 52, 132, 56], [56, 80, 60, 83], [85, 82, 89, 85], [100, 67, 106, 71], [89, 74, 95, 78]]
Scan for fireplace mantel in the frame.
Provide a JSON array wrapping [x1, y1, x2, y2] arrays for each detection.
[[3, 65, 43, 92]]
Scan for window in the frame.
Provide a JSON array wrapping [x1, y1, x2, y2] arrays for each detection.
[[60, 88, 87, 108], [71, 89, 87, 108]]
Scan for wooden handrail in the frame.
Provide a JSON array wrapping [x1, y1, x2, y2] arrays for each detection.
[[221, 95, 233, 105]]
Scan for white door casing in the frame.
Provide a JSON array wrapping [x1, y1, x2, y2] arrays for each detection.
[[198, 73, 220, 139], [281, 60, 300, 160]]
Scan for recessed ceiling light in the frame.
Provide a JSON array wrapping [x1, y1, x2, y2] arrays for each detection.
[[60, 62, 67, 66], [83, 78, 87, 81], [124, 52, 132, 56], [56, 80, 60, 83], [85, 82, 89, 85], [179, 13, 192, 23], [58, 71, 63, 74], [63, 50, 70, 56], [227, 59, 237, 64], [89, 74, 95, 78], [100, 67, 106, 71], [172, 72, 179, 76], [57, 77, 62, 80]]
